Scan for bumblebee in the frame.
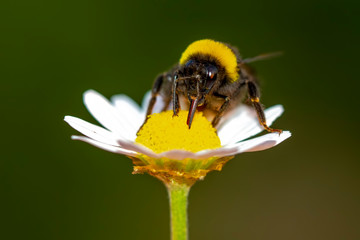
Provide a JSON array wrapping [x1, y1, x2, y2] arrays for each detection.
[[145, 39, 282, 133]]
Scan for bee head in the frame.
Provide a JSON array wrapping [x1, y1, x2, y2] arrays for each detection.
[[176, 59, 218, 128], [181, 59, 218, 101]]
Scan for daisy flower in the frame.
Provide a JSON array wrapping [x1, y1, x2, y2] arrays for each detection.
[[64, 89, 291, 240], [65, 89, 290, 183]]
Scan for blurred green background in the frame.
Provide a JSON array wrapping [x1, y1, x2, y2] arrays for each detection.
[[1, 0, 359, 239]]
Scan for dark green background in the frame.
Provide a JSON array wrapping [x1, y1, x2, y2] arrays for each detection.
[[1, 0, 359, 239]]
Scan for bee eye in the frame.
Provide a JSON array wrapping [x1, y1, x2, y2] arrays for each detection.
[[206, 65, 218, 80]]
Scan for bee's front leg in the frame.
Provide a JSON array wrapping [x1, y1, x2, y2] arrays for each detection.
[[137, 74, 167, 135], [172, 74, 180, 116], [146, 74, 166, 117]]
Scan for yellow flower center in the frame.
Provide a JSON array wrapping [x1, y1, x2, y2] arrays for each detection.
[[136, 110, 221, 153]]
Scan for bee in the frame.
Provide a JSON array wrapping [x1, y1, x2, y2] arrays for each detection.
[[144, 39, 282, 133]]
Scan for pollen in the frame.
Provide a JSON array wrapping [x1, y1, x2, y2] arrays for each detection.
[[136, 110, 221, 154]]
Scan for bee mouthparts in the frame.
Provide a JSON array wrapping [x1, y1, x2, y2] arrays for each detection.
[[187, 98, 199, 129]]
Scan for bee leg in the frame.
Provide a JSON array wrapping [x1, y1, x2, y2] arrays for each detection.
[[247, 81, 282, 134], [172, 75, 180, 116], [211, 94, 231, 127], [137, 74, 165, 135], [146, 74, 165, 117]]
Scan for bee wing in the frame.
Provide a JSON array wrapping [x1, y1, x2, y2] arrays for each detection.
[[241, 51, 283, 64]]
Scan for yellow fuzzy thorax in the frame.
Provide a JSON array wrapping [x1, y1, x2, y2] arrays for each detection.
[[179, 39, 239, 82]]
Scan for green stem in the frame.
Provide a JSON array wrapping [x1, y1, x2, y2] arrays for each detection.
[[167, 183, 190, 240]]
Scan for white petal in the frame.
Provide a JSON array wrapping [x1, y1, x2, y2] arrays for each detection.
[[117, 139, 234, 161], [83, 90, 137, 141], [64, 116, 120, 146], [218, 105, 284, 145], [194, 147, 241, 159], [217, 105, 254, 144], [117, 139, 198, 160], [224, 130, 291, 155], [116, 139, 160, 159], [195, 130, 291, 159], [71, 136, 138, 156], [159, 150, 197, 160], [111, 94, 143, 130]]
